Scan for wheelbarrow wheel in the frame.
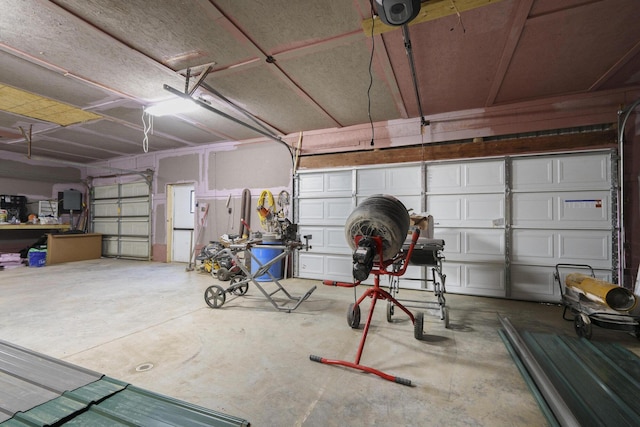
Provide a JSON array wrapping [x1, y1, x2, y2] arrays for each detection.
[[386, 301, 394, 322], [574, 313, 592, 340], [230, 277, 248, 296], [347, 303, 361, 329], [204, 285, 226, 308], [414, 312, 424, 340]]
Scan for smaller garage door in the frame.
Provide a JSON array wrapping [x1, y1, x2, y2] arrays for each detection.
[[91, 181, 151, 260]]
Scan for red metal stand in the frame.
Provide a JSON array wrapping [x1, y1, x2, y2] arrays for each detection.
[[310, 229, 420, 386]]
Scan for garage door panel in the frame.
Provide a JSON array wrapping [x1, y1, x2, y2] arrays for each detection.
[[443, 262, 505, 297], [512, 194, 554, 223], [511, 266, 559, 302], [93, 200, 119, 217], [429, 194, 504, 227], [557, 155, 609, 188], [464, 161, 505, 191], [465, 194, 504, 223], [512, 230, 555, 262], [465, 229, 504, 258], [325, 199, 352, 223], [93, 185, 118, 199], [427, 196, 461, 222], [357, 165, 421, 195], [427, 163, 461, 193], [388, 166, 421, 193], [466, 264, 505, 293], [120, 199, 150, 216], [298, 198, 352, 225], [512, 158, 553, 189], [298, 225, 349, 254], [121, 182, 149, 198], [326, 170, 352, 193], [120, 219, 149, 236], [298, 173, 324, 194], [558, 231, 610, 266]]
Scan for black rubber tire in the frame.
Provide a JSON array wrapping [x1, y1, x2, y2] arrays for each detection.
[[204, 285, 226, 308], [347, 303, 361, 329], [414, 312, 424, 340], [217, 267, 230, 281], [230, 277, 248, 296], [574, 313, 592, 340], [386, 301, 394, 322]]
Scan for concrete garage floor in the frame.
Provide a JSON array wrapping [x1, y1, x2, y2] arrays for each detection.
[[2, 259, 639, 426]]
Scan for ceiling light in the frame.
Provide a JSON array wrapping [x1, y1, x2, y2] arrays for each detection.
[[144, 98, 198, 117]]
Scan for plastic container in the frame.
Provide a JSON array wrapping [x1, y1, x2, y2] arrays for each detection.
[[28, 248, 47, 267], [251, 241, 283, 282]]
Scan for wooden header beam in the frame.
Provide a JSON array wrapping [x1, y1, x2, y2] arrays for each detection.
[[363, 0, 507, 36]]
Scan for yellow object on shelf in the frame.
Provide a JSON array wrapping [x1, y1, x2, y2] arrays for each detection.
[[565, 273, 637, 312]]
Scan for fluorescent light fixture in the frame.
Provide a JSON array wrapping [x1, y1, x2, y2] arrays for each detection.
[[144, 97, 198, 117]]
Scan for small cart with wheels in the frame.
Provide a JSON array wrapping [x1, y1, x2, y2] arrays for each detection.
[[554, 263, 640, 340], [386, 236, 448, 328], [203, 234, 316, 313]]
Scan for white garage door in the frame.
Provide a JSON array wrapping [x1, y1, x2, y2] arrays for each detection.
[[91, 181, 152, 260], [295, 150, 617, 302]]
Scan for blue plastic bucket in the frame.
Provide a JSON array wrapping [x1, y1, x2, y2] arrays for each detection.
[[251, 242, 283, 282], [28, 249, 46, 267]]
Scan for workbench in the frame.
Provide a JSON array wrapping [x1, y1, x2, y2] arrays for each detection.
[[0, 224, 70, 253]]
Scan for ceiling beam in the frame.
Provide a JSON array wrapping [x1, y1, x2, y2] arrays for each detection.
[[484, 0, 535, 106], [589, 39, 640, 92], [362, 0, 508, 35], [197, 0, 343, 129]]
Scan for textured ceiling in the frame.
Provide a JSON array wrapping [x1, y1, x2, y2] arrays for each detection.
[[0, 0, 639, 164]]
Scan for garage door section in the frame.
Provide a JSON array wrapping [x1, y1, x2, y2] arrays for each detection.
[[91, 181, 151, 260], [510, 152, 615, 302], [426, 159, 507, 297], [296, 169, 353, 283]]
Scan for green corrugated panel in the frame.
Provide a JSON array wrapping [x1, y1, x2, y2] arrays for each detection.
[[1, 377, 249, 427], [65, 377, 127, 405], [6, 395, 88, 426], [90, 382, 250, 427], [523, 332, 640, 427], [0, 377, 127, 427]]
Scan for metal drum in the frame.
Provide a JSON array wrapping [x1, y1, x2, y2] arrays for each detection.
[[344, 194, 410, 261]]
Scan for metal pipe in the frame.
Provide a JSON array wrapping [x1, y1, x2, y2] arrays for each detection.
[[402, 25, 429, 127], [163, 84, 294, 167], [498, 315, 581, 427], [617, 98, 640, 285]]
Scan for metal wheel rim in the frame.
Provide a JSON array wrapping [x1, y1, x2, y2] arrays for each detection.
[[204, 285, 226, 308]]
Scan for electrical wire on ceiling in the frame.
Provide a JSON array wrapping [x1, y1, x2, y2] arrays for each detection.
[[367, 0, 377, 147]]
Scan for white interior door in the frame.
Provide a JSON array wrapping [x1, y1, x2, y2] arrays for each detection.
[[171, 184, 195, 263]]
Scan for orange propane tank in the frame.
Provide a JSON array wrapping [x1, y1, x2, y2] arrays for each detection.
[[565, 273, 637, 312]]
